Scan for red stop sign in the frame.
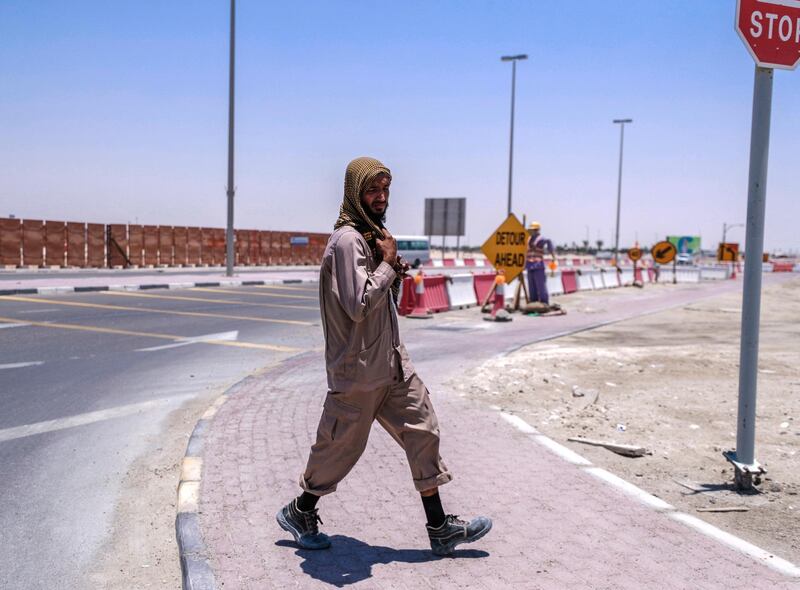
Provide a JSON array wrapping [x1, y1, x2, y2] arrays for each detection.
[[737, 0, 800, 69]]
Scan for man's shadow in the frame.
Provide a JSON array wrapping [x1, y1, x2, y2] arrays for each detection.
[[276, 535, 489, 587]]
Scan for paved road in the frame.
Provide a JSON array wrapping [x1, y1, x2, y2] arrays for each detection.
[[0, 283, 323, 590]]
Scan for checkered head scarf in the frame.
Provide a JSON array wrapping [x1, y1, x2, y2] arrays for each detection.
[[334, 156, 401, 301]]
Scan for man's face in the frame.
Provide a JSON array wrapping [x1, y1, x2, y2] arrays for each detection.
[[361, 174, 390, 223]]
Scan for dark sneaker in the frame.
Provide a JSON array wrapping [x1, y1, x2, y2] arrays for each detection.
[[276, 498, 331, 550], [427, 514, 492, 556]]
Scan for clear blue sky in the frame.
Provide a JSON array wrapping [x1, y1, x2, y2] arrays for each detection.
[[1, 1, 798, 251]]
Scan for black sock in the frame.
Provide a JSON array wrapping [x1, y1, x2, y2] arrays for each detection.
[[421, 492, 446, 528], [296, 491, 319, 512]]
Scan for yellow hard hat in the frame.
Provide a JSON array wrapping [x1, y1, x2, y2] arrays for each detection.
[[528, 221, 541, 230]]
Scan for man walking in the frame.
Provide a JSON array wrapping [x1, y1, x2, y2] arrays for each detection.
[[525, 221, 556, 305], [277, 157, 492, 556]]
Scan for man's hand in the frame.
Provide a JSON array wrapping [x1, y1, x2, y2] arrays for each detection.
[[394, 255, 411, 276], [376, 229, 398, 264]]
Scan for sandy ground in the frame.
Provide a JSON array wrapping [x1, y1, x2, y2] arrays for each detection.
[[455, 277, 800, 564], [84, 392, 215, 590]]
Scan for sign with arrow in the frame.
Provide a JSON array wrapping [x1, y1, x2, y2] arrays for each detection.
[[718, 242, 740, 262], [651, 240, 677, 264]]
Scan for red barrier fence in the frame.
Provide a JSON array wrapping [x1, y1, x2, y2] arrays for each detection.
[[423, 275, 450, 313], [772, 261, 793, 272], [398, 276, 416, 316], [0, 217, 331, 269], [561, 269, 578, 294], [473, 272, 497, 305]]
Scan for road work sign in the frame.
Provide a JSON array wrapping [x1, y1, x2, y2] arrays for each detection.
[[718, 242, 740, 262], [481, 214, 527, 282], [651, 240, 676, 265], [627, 247, 642, 262], [737, 0, 800, 69]]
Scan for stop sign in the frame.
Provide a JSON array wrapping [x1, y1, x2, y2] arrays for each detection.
[[737, 0, 800, 69]]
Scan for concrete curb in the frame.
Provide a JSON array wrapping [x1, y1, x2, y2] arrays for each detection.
[[175, 375, 262, 590], [0, 278, 318, 297]]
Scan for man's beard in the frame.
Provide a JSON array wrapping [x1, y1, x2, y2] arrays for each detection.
[[366, 204, 387, 225]]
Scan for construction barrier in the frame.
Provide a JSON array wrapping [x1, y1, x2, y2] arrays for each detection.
[[599, 268, 616, 289], [699, 266, 729, 280], [397, 276, 415, 316], [795, 264, 800, 273], [21, 219, 44, 266], [0, 218, 21, 266], [473, 272, 497, 306], [576, 269, 594, 291], [45, 221, 66, 267], [546, 270, 565, 297], [448, 274, 477, 308], [634, 268, 644, 283], [561, 269, 578, 294], [87, 223, 105, 267], [762, 262, 774, 273], [423, 275, 450, 313], [676, 268, 701, 283], [588, 269, 604, 289], [772, 261, 793, 272], [619, 268, 635, 286]]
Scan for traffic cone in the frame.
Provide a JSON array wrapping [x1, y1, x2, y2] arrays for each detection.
[[407, 271, 432, 319], [484, 273, 512, 322]]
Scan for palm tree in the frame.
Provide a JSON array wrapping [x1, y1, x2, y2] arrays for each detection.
[[596, 239, 604, 251]]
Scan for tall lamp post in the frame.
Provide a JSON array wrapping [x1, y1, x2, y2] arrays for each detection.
[[612, 118, 632, 268], [501, 54, 527, 218], [225, 0, 236, 277]]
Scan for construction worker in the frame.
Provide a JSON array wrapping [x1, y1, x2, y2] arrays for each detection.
[[525, 221, 556, 305]]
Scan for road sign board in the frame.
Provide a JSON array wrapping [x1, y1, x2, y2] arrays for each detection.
[[651, 240, 677, 264], [628, 247, 642, 262], [718, 242, 740, 262], [736, 0, 800, 70], [481, 214, 528, 282]]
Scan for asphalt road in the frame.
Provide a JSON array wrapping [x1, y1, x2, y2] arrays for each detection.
[[0, 283, 324, 590]]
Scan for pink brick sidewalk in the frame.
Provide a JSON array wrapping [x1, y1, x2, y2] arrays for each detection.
[[199, 345, 797, 589]]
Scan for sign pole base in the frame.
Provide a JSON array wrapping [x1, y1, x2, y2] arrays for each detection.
[[722, 450, 765, 491]]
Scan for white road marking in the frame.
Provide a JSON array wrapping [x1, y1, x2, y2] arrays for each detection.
[[498, 409, 800, 577], [0, 361, 44, 370], [17, 309, 58, 314], [584, 467, 674, 511], [135, 330, 239, 352], [670, 513, 800, 578], [532, 434, 593, 466], [0, 322, 30, 329], [0, 395, 194, 443]]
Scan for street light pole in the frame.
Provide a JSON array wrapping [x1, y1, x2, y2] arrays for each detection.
[[501, 54, 527, 218], [722, 221, 744, 245], [225, 0, 236, 277], [612, 118, 632, 268]]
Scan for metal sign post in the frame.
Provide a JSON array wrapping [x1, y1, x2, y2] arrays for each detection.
[[723, 65, 773, 490]]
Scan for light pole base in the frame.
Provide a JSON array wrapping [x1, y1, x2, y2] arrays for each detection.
[[722, 450, 765, 492]]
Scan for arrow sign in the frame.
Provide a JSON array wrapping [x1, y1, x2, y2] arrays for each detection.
[[651, 240, 677, 264]]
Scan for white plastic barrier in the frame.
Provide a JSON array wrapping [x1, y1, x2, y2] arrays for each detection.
[[700, 266, 730, 280], [547, 270, 564, 297], [446, 273, 476, 308], [431, 260, 444, 268], [454, 259, 466, 267], [505, 276, 521, 302], [576, 270, 594, 291], [676, 268, 701, 283], [601, 268, 618, 288], [795, 264, 800, 273], [658, 267, 675, 283], [762, 263, 774, 272], [589, 269, 605, 289], [619, 268, 635, 286]]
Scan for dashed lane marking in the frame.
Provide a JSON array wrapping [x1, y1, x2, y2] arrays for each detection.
[[0, 395, 194, 444], [0, 361, 44, 370], [0, 322, 29, 329], [0, 315, 303, 352], [136, 330, 239, 352], [0, 295, 315, 326], [99, 289, 318, 310]]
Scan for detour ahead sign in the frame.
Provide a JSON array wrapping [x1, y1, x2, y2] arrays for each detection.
[[481, 214, 528, 282]]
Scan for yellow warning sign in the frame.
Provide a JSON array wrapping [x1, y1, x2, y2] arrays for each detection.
[[718, 242, 739, 262], [628, 247, 642, 262], [481, 214, 528, 282], [651, 240, 677, 264]]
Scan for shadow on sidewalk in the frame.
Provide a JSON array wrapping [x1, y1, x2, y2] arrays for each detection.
[[276, 535, 489, 587]]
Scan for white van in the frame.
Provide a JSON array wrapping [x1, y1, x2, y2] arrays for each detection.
[[395, 235, 431, 268]]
